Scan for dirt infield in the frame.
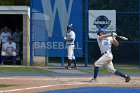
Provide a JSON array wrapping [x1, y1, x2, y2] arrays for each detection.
[[0, 76, 140, 93]]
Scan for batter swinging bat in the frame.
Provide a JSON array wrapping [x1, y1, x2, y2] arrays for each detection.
[[117, 35, 128, 40]]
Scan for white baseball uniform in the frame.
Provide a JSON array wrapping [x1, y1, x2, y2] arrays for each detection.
[[1, 42, 16, 56], [94, 36, 116, 73], [0, 32, 12, 51], [0, 32, 12, 44], [66, 31, 75, 60]]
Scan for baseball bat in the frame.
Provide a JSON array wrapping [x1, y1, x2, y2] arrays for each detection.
[[117, 35, 128, 40]]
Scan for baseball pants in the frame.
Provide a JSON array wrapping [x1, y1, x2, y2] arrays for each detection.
[[94, 53, 116, 73], [67, 44, 75, 60]]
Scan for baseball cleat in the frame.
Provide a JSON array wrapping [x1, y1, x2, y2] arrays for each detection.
[[65, 66, 71, 70], [67, 66, 71, 70], [74, 66, 78, 68], [90, 78, 97, 82], [72, 66, 78, 68], [125, 76, 131, 82]]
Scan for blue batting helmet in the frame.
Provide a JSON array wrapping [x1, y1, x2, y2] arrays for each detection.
[[98, 28, 106, 33], [67, 24, 73, 29], [97, 28, 106, 35]]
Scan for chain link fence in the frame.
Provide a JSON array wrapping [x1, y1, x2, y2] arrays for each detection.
[[88, 0, 140, 65], [31, 0, 140, 66], [0, 0, 30, 6]]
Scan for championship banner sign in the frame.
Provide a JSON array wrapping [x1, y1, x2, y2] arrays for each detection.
[[89, 10, 116, 39], [31, 0, 83, 57]]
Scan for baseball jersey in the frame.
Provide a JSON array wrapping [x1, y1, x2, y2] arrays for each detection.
[[3, 42, 16, 52], [97, 36, 113, 54], [0, 32, 12, 43], [66, 31, 75, 45]]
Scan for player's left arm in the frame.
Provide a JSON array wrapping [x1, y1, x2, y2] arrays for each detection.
[[64, 37, 74, 42], [12, 43, 16, 52], [64, 32, 75, 42], [112, 38, 119, 46]]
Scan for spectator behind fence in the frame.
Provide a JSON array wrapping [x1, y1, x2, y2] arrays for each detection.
[[1, 37, 16, 65]]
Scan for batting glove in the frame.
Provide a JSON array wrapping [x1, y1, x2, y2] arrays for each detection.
[[64, 37, 67, 40], [112, 33, 117, 37]]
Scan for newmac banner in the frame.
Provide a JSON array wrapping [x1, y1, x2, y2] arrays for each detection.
[[89, 10, 116, 39], [31, 0, 83, 57]]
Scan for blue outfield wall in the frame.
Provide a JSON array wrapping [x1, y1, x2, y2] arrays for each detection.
[[31, 0, 83, 57]]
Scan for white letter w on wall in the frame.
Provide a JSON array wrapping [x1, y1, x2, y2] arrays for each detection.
[[41, 0, 73, 37]]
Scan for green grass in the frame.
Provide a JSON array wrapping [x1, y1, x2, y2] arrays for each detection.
[[80, 68, 140, 74], [0, 67, 54, 74], [0, 84, 16, 88]]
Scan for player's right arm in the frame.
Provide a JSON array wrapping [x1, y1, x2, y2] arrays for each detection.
[[99, 33, 117, 40], [99, 34, 112, 40]]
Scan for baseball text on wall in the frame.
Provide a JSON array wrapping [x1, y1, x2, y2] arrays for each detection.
[[31, 0, 83, 57]]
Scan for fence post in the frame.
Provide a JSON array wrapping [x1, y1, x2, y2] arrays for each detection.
[[85, 0, 88, 67], [61, 46, 64, 67], [138, 0, 140, 67], [139, 42, 140, 68], [61, 57, 64, 67], [30, 0, 33, 66]]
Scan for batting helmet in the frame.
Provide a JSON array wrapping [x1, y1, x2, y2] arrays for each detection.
[[97, 28, 106, 35], [67, 24, 73, 30], [98, 28, 106, 33]]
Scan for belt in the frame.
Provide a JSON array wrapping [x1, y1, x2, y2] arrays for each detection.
[[67, 44, 74, 46], [102, 51, 111, 55]]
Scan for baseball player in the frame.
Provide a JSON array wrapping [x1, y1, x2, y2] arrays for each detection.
[[91, 28, 131, 82], [0, 26, 12, 33], [13, 28, 21, 55], [64, 24, 77, 69], [0, 26, 12, 48], [1, 37, 16, 65]]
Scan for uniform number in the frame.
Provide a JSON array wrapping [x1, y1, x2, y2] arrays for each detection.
[[104, 41, 108, 45]]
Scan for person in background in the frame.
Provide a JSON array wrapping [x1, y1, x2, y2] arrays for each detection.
[[0, 26, 12, 33], [0, 26, 12, 51], [13, 27, 21, 55], [64, 24, 77, 69], [1, 37, 16, 65]]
